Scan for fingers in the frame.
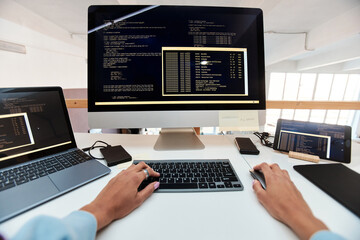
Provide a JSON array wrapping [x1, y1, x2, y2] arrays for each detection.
[[252, 180, 266, 202], [270, 163, 282, 174], [128, 162, 160, 181], [132, 161, 148, 171], [130, 162, 160, 176], [282, 169, 290, 179], [270, 164, 291, 180], [253, 163, 262, 170], [147, 167, 160, 177], [252, 179, 263, 192], [124, 163, 148, 185], [139, 168, 150, 181], [254, 163, 287, 176], [132, 162, 160, 203], [254, 162, 272, 179], [137, 181, 160, 203], [253, 163, 291, 185], [137, 167, 160, 182]]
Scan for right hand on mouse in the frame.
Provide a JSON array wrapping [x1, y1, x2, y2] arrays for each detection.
[[252, 162, 328, 240], [81, 161, 160, 230]]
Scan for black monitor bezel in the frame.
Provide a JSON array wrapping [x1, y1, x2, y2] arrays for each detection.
[[88, 5, 266, 112]]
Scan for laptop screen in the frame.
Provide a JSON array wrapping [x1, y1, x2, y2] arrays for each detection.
[[0, 87, 76, 168]]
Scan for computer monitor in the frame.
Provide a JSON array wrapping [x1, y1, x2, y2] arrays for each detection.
[[88, 5, 265, 150]]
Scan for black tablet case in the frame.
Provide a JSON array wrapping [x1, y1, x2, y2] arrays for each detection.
[[294, 164, 360, 218]]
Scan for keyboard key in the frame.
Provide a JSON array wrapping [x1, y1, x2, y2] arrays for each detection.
[[159, 183, 198, 189], [15, 178, 29, 185], [55, 165, 64, 171], [224, 172, 235, 177], [47, 168, 56, 174], [222, 177, 238, 182], [0, 182, 16, 191], [201, 173, 208, 178], [29, 175, 39, 181], [208, 183, 216, 188], [190, 177, 198, 183], [214, 177, 221, 182], [183, 178, 190, 183], [206, 177, 213, 182], [175, 178, 183, 183]]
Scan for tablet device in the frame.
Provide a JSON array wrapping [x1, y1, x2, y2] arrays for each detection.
[[273, 119, 351, 163], [294, 164, 360, 217]]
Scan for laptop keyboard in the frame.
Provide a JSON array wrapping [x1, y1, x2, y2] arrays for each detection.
[[134, 159, 244, 192], [0, 149, 92, 192]]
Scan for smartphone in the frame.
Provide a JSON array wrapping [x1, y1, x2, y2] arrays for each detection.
[[234, 137, 259, 155]]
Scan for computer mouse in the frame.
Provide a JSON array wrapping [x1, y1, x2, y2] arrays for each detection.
[[249, 169, 266, 190]]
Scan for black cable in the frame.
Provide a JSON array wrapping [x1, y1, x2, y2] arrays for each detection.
[[82, 140, 111, 160], [253, 132, 274, 148]]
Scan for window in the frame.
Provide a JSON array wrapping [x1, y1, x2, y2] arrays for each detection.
[[266, 73, 360, 133], [139, 73, 360, 136]]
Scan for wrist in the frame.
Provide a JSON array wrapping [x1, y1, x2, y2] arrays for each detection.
[[81, 201, 114, 230], [287, 210, 328, 240]]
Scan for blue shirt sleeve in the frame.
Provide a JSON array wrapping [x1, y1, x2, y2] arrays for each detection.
[[311, 230, 346, 240], [11, 211, 97, 240]]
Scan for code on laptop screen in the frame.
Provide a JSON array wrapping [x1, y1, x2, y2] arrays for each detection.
[[0, 90, 72, 162]]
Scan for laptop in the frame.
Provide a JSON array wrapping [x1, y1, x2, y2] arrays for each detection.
[[0, 87, 111, 223]]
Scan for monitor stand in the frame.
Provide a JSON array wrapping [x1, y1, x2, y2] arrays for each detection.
[[154, 128, 205, 151]]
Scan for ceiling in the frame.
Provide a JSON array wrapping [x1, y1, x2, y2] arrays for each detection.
[[6, 0, 360, 72]]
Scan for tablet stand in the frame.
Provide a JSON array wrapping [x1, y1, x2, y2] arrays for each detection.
[[289, 151, 320, 163]]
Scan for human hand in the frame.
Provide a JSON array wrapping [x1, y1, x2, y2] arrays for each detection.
[[252, 163, 328, 240], [81, 162, 160, 230]]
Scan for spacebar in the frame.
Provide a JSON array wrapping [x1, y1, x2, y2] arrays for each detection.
[[159, 183, 198, 189]]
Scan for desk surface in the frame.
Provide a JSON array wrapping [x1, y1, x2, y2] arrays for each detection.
[[1, 133, 360, 240]]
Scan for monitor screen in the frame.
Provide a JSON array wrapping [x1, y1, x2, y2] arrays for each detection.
[[88, 5, 265, 129]]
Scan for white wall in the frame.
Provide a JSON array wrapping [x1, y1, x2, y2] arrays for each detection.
[[0, 0, 87, 88]]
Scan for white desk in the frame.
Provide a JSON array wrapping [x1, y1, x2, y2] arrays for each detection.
[[1, 133, 360, 240]]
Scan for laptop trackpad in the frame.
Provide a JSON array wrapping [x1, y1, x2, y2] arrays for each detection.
[[49, 160, 109, 192], [0, 177, 59, 219]]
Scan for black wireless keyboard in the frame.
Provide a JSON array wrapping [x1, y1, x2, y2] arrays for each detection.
[[134, 159, 244, 192]]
